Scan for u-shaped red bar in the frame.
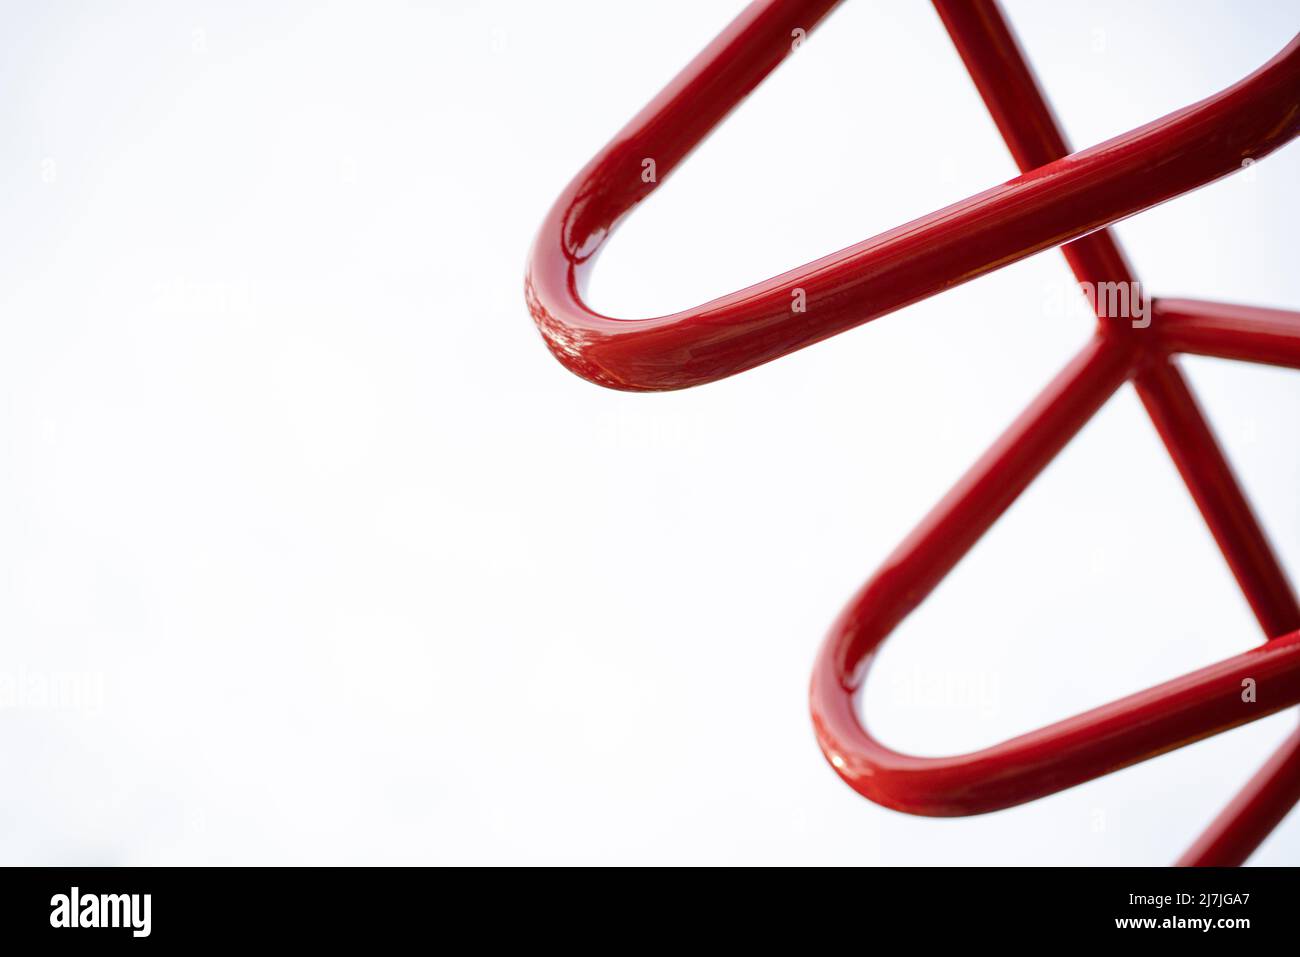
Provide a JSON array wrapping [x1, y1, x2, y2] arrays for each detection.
[[527, 1, 1299, 391]]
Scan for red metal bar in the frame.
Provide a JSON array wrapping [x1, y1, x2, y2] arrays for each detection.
[[819, 331, 1136, 679], [1156, 298, 1300, 370], [1134, 358, 1300, 640], [814, 625, 1300, 816], [527, 0, 1299, 391], [1177, 725, 1300, 867], [525, 0, 1300, 863]]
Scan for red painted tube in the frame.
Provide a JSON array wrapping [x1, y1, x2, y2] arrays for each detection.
[[814, 627, 1300, 817], [526, 0, 1300, 391], [525, 0, 1300, 864], [1156, 298, 1300, 371], [1178, 725, 1300, 867], [1134, 358, 1300, 642], [819, 331, 1136, 681]]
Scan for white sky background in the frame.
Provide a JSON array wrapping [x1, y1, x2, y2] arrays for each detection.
[[0, 0, 1298, 865]]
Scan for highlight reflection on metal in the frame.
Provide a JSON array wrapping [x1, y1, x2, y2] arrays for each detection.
[[525, 0, 1300, 865]]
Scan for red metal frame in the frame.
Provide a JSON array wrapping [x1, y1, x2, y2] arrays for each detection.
[[525, 0, 1300, 865]]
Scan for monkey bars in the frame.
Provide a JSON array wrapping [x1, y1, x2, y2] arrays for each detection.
[[525, 0, 1300, 865]]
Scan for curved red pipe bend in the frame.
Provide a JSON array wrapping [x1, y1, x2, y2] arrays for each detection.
[[525, 0, 1300, 391], [813, 629, 1300, 817]]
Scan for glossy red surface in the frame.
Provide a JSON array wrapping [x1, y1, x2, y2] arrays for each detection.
[[525, 0, 1300, 865]]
